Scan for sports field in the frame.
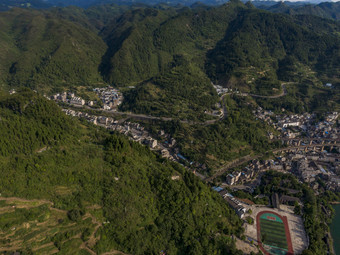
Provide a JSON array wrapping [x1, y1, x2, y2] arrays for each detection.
[[257, 211, 293, 255]]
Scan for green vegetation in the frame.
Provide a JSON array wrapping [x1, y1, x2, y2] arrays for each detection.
[[0, 2, 339, 253], [263, 2, 340, 21], [0, 8, 106, 92], [245, 216, 254, 225], [120, 63, 218, 120], [259, 217, 288, 250], [100, 2, 339, 116], [0, 90, 244, 254], [0, 0, 51, 11], [0, 199, 97, 254], [0, 89, 75, 156], [0, 2, 339, 116], [141, 95, 278, 171], [256, 171, 340, 255], [206, 9, 340, 92]]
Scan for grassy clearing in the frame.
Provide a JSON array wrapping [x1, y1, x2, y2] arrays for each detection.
[[260, 219, 288, 249]]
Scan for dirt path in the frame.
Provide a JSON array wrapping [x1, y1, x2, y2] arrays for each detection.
[[0, 196, 53, 206], [102, 251, 131, 255], [32, 242, 55, 252]]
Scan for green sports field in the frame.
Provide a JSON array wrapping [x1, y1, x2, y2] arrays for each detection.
[[259, 213, 288, 254]]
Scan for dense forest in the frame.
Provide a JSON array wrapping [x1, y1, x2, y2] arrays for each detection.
[[261, 1, 340, 21], [0, 2, 339, 254], [0, 89, 244, 254], [0, 1, 339, 117]]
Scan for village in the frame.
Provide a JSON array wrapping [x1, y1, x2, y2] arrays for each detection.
[[61, 108, 194, 169], [215, 108, 339, 209], [47, 86, 338, 255], [51, 88, 339, 196], [205, 107, 339, 254], [50, 86, 123, 111], [253, 107, 338, 140]]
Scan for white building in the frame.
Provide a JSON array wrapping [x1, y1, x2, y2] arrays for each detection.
[[70, 97, 85, 106]]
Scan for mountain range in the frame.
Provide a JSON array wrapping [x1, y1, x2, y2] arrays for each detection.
[[1, 0, 340, 10], [0, 0, 339, 117], [0, 1, 339, 254]]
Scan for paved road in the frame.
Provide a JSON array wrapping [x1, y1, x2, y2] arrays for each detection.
[[67, 83, 289, 125], [70, 104, 220, 125], [279, 137, 340, 142], [237, 83, 287, 99]]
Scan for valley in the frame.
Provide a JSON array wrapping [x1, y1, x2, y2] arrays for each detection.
[[0, 1, 339, 255]]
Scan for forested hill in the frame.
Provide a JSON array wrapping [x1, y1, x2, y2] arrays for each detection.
[[205, 9, 340, 86], [261, 1, 340, 20], [0, 89, 243, 254], [0, 8, 106, 91], [0, 1, 339, 117]]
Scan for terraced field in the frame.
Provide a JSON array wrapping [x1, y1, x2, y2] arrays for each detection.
[[0, 197, 103, 254]]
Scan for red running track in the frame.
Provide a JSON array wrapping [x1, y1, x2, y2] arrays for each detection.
[[256, 210, 294, 255]]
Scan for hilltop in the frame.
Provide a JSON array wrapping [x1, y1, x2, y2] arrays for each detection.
[[261, 1, 340, 20], [0, 2, 339, 116], [0, 8, 106, 92]]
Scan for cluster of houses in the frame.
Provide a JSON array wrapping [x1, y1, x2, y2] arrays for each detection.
[[308, 114, 339, 140], [212, 84, 237, 95], [51, 92, 90, 106], [224, 148, 339, 196], [214, 188, 247, 218], [61, 109, 197, 168], [271, 192, 302, 210], [291, 151, 340, 191], [225, 158, 292, 186], [226, 169, 255, 186], [275, 111, 338, 140], [253, 107, 339, 140], [253, 107, 275, 123], [295, 158, 325, 183], [93, 87, 122, 110], [51, 87, 123, 110]]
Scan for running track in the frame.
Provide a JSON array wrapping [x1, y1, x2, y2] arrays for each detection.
[[256, 211, 294, 255]]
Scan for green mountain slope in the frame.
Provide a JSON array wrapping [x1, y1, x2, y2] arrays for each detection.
[[101, 2, 246, 118], [0, 8, 106, 92], [206, 9, 340, 88], [264, 1, 340, 21], [100, 2, 245, 85], [48, 4, 138, 32], [98, 2, 339, 116], [0, 89, 243, 254], [0, 3, 338, 116], [99, 8, 170, 85], [120, 63, 218, 120]]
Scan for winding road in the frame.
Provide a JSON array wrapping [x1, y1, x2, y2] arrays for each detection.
[[66, 82, 288, 126], [237, 83, 288, 99]]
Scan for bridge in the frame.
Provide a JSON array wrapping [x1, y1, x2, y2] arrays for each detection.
[[279, 138, 339, 151]]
